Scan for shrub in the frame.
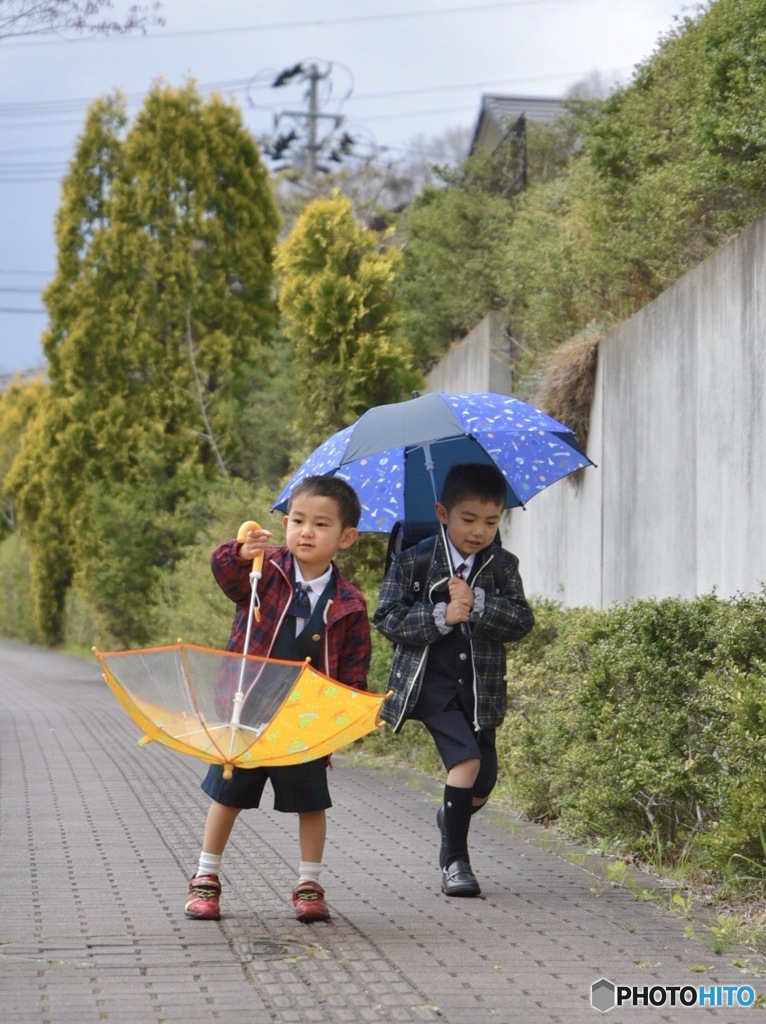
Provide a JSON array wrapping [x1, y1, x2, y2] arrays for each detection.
[[500, 590, 766, 874]]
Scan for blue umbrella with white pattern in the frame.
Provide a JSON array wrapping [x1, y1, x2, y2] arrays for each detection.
[[273, 392, 594, 534]]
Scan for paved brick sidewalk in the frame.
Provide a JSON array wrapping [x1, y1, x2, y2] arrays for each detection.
[[0, 641, 761, 1023]]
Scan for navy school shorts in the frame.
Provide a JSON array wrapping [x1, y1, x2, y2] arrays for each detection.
[[201, 758, 331, 813], [422, 708, 498, 799]]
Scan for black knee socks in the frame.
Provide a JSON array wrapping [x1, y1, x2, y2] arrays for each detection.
[[443, 784, 474, 868]]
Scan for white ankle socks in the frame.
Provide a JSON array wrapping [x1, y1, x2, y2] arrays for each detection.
[[197, 852, 222, 878], [298, 861, 322, 884]]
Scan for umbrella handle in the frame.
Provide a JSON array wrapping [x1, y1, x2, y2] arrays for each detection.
[[231, 519, 267, 755], [237, 520, 265, 622]]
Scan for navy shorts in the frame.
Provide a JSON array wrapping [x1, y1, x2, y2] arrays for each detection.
[[200, 759, 331, 813], [422, 709, 498, 799]]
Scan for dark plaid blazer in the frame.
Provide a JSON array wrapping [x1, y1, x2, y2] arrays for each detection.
[[373, 541, 534, 732]]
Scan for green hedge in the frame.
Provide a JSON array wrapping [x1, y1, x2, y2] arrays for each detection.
[[500, 592, 766, 872]]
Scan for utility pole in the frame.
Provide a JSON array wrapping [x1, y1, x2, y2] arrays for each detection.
[[258, 61, 351, 181], [306, 64, 320, 181]]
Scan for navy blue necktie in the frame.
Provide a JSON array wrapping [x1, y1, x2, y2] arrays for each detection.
[[287, 582, 312, 618], [454, 563, 466, 579]]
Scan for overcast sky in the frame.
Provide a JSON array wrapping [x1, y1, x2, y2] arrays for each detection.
[[0, 0, 695, 374]]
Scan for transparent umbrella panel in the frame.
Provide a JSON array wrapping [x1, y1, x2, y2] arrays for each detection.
[[95, 644, 388, 773]]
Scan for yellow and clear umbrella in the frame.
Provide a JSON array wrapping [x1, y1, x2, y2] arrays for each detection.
[[94, 643, 388, 778]]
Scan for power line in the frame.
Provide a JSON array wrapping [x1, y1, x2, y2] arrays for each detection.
[[0, 94, 515, 153], [0, 307, 47, 315], [358, 103, 479, 123], [0, 144, 70, 156], [0, 62, 605, 176], [0, 77, 256, 117], [0, 70, 594, 160], [0, 69, 591, 122], [0, 162, 68, 170], [2, 1, 578, 49], [0, 269, 52, 276], [354, 70, 607, 101], [0, 87, 560, 174], [0, 118, 86, 131]]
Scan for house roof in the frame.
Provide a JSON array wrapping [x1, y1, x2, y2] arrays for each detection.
[[470, 94, 567, 155]]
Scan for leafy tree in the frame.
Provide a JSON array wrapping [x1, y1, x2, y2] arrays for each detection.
[[500, 157, 630, 375], [397, 0, 766, 397], [0, 375, 47, 536], [395, 102, 595, 370], [585, 11, 717, 290], [0, 0, 162, 38], [583, 0, 766, 298], [691, 0, 766, 198], [7, 82, 280, 644], [275, 191, 422, 449], [148, 476, 280, 648], [396, 178, 516, 368]]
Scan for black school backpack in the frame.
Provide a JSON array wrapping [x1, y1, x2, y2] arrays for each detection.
[[384, 520, 504, 600]]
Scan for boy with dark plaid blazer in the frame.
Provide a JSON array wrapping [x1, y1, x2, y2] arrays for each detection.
[[374, 464, 534, 897]]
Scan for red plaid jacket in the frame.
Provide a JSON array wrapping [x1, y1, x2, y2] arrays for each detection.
[[211, 541, 371, 689]]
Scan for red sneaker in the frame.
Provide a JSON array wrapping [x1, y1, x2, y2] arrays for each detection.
[[291, 881, 330, 922], [185, 874, 221, 920]]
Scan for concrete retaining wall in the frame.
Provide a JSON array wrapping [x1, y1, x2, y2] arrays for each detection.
[[431, 215, 766, 607], [426, 310, 512, 395]]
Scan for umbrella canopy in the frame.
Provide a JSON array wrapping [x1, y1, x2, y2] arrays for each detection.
[[94, 643, 387, 778], [274, 391, 594, 531]]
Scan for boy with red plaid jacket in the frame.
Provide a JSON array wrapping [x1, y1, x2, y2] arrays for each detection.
[[185, 476, 370, 924]]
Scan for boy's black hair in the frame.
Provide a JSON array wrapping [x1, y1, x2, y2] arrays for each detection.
[[440, 463, 507, 510], [288, 475, 362, 529]]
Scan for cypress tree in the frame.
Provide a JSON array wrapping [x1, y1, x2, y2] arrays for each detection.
[[8, 83, 279, 644], [275, 191, 421, 449]]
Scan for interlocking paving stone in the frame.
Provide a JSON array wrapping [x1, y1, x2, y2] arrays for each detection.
[[1, 640, 763, 1023]]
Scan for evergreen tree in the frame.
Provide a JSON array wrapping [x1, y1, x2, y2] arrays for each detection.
[[395, 110, 590, 370], [7, 82, 279, 644], [396, 178, 515, 369], [0, 375, 47, 537], [274, 191, 422, 450]]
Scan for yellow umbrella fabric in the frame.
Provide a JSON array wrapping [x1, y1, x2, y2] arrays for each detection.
[[94, 643, 388, 777]]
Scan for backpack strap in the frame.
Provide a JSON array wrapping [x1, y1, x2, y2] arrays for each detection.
[[410, 534, 439, 597], [385, 520, 439, 579], [484, 550, 504, 597]]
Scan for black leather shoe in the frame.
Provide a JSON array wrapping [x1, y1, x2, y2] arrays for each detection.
[[436, 806, 447, 870], [441, 858, 481, 897]]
